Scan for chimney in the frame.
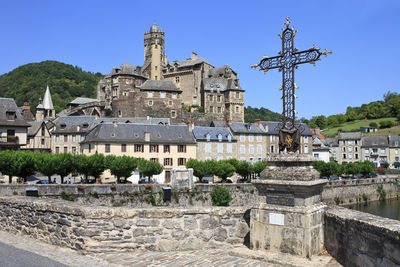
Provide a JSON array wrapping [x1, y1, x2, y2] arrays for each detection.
[[191, 52, 198, 60], [226, 117, 232, 127], [23, 102, 30, 110], [254, 119, 261, 125], [188, 119, 194, 132]]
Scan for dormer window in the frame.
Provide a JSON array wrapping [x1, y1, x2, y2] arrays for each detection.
[[60, 123, 66, 129], [206, 134, 211, 142], [82, 123, 89, 128], [227, 134, 232, 142], [6, 111, 15, 120], [218, 134, 222, 142]]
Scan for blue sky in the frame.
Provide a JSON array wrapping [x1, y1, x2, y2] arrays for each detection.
[[1, 0, 399, 119]]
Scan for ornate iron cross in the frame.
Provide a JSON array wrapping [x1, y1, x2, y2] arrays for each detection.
[[252, 17, 331, 153]]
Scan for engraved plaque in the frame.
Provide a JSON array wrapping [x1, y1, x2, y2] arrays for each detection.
[[266, 191, 294, 206], [269, 212, 284, 225]]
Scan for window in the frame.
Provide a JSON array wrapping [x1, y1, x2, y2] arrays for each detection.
[[209, 95, 213, 101], [249, 135, 254, 142], [355, 154, 359, 159], [148, 91, 153, 98], [355, 140, 358, 145], [56, 135, 59, 142], [349, 154, 353, 159], [395, 141, 399, 147], [218, 134, 222, 142], [373, 148, 378, 154], [155, 66, 157, 71], [148, 100, 153, 106], [178, 145, 186, 153], [365, 148, 369, 154], [150, 144, 159, 153], [218, 144, 223, 153], [172, 92, 177, 99], [304, 145, 309, 153], [227, 144, 232, 153], [381, 148, 386, 154], [155, 76, 158, 80], [217, 95, 221, 102], [217, 107, 221, 113], [236, 92, 240, 99], [240, 145, 245, 154], [270, 146, 274, 153], [168, 100, 173, 107], [171, 111, 176, 118], [41, 138, 45, 145], [105, 144, 110, 153], [249, 145, 254, 154], [88, 144, 91, 153], [164, 145, 170, 153], [72, 147, 76, 154], [348, 140, 352, 145], [205, 143, 211, 153], [175, 77, 180, 83], [164, 158, 173, 166], [206, 134, 211, 142], [64, 135, 68, 142], [236, 106, 239, 113], [178, 158, 186, 166], [257, 134, 262, 142], [395, 156, 399, 161], [150, 158, 159, 163], [240, 134, 245, 142], [64, 147, 68, 153], [81, 134, 85, 141], [355, 147, 358, 152], [121, 144, 127, 152], [304, 136, 308, 142], [348, 147, 352, 152], [257, 145, 262, 154], [55, 147, 59, 154], [343, 154, 347, 159], [6, 111, 15, 120], [314, 153, 319, 159], [227, 134, 232, 142], [365, 156, 370, 161], [193, 96, 197, 105], [165, 171, 171, 183], [395, 149, 399, 155], [72, 134, 76, 142], [270, 135, 275, 142], [134, 144, 144, 152], [209, 106, 213, 113], [160, 91, 165, 98], [41, 126, 45, 136], [249, 158, 254, 164], [343, 147, 346, 152]]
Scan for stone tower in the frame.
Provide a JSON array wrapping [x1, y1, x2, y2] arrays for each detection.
[[144, 23, 166, 80], [35, 85, 55, 121]]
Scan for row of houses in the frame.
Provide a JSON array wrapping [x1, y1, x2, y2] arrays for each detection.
[[313, 131, 400, 168]]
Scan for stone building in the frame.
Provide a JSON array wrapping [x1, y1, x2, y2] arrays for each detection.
[[192, 126, 237, 161], [337, 132, 362, 164], [0, 98, 29, 151], [388, 136, 400, 168], [361, 136, 389, 167], [35, 86, 55, 121], [324, 138, 339, 162], [80, 123, 196, 183], [24, 120, 51, 152], [73, 23, 245, 125]]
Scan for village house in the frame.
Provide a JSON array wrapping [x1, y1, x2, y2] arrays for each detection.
[[388, 136, 400, 169], [337, 132, 362, 164]]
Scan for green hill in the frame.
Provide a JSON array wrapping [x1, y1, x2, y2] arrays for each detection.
[[0, 61, 103, 112], [244, 106, 282, 123]]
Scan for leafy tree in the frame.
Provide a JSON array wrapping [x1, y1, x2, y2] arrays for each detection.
[[109, 156, 137, 183], [14, 151, 36, 183], [54, 153, 74, 184], [369, 122, 378, 128], [138, 159, 163, 181], [358, 161, 376, 176], [235, 161, 253, 180], [214, 161, 235, 182], [104, 155, 117, 169], [253, 161, 267, 177], [0, 150, 17, 183], [73, 154, 91, 182], [344, 162, 360, 175], [36, 152, 57, 183], [186, 159, 209, 182], [87, 153, 106, 181]]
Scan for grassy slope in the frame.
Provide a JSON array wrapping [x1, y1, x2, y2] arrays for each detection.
[[322, 117, 398, 137]]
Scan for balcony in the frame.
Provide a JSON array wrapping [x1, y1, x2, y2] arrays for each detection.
[[0, 136, 19, 145]]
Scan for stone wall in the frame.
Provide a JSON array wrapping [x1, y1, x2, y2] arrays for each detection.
[[0, 197, 250, 253], [324, 205, 400, 267]]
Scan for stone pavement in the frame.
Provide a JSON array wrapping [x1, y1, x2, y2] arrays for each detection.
[[0, 230, 341, 267]]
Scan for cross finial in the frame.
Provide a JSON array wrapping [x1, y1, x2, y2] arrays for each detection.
[[284, 17, 291, 28]]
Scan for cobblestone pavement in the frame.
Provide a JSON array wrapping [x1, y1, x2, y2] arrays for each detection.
[[0, 231, 341, 267]]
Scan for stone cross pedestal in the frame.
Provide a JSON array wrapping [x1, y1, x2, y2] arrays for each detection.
[[250, 153, 326, 258]]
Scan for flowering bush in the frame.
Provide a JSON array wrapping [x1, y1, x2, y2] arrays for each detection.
[[144, 184, 153, 190], [377, 167, 385, 175], [77, 184, 85, 190]]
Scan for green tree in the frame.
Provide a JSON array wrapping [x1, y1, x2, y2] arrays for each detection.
[[186, 159, 209, 182], [214, 161, 235, 182], [138, 159, 163, 181], [235, 161, 253, 180], [109, 156, 137, 183], [73, 154, 91, 182], [0, 150, 17, 183], [358, 161, 376, 176], [253, 161, 267, 177], [344, 162, 360, 175], [14, 151, 37, 183], [36, 152, 57, 183], [87, 153, 106, 182], [54, 153, 74, 184]]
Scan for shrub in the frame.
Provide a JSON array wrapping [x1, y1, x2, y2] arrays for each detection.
[[377, 184, 386, 201], [377, 167, 385, 175], [210, 186, 232, 206], [369, 122, 378, 128], [362, 193, 368, 202], [60, 191, 76, 201]]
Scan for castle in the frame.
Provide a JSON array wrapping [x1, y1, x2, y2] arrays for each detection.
[[68, 24, 245, 125]]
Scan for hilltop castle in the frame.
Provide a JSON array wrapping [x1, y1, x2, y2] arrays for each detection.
[[67, 24, 245, 125]]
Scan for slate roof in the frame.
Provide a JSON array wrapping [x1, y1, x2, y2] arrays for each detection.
[[229, 122, 266, 134], [210, 121, 227, 127], [388, 136, 400, 147], [69, 97, 99, 105], [82, 123, 196, 144], [42, 86, 54, 110], [338, 132, 362, 140], [110, 62, 147, 78], [27, 120, 45, 136], [361, 136, 389, 148], [324, 138, 339, 147], [192, 126, 236, 142], [167, 58, 210, 69], [0, 98, 30, 127], [139, 80, 181, 92], [260, 121, 313, 136], [52, 116, 97, 134], [312, 137, 327, 147], [203, 77, 243, 92], [95, 117, 170, 125]]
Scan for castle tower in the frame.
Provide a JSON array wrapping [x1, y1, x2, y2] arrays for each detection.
[[144, 23, 166, 80], [36, 85, 55, 120]]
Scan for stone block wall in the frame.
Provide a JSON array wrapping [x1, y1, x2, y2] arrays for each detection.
[[0, 197, 250, 253], [324, 205, 400, 267]]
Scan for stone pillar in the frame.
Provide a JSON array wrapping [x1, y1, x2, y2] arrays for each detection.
[[250, 153, 326, 258]]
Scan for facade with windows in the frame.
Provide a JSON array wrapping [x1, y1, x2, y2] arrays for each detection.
[[388, 136, 400, 169], [337, 132, 362, 164], [80, 123, 196, 183], [24, 120, 51, 152], [361, 136, 389, 167], [192, 126, 237, 161]]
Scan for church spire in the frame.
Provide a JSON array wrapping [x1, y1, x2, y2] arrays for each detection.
[[42, 85, 54, 110]]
